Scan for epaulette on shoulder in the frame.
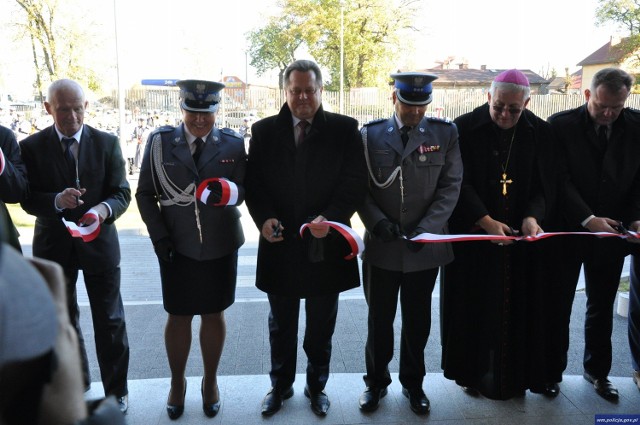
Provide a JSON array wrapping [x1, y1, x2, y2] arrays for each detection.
[[220, 127, 242, 139], [426, 116, 453, 125], [151, 125, 174, 134], [363, 118, 386, 127]]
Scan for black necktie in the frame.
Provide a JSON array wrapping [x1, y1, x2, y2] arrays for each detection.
[[598, 125, 608, 150], [62, 137, 76, 176], [297, 120, 309, 146], [400, 126, 410, 147], [193, 138, 204, 163]]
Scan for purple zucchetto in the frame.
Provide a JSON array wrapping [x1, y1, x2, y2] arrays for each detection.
[[494, 69, 530, 87]]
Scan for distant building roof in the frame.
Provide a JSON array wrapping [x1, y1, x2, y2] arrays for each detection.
[[577, 37, 629, 66], [420, 68, 549, 87]]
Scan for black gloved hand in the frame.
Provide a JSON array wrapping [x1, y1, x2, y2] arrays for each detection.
[[406, 228, 425, 252], [153, 237, 174, 263], [206, 180, 223, 205], [372, 219, 401, 242]]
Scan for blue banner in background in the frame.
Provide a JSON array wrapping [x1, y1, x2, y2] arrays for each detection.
[[140, 79, 179, 86]]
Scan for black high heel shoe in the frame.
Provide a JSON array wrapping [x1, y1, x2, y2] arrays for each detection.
[[201, 378, 221, 418], [167, 379, 187, 420]]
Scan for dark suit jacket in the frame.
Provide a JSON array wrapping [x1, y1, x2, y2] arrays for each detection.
[[135, 124, 246, 261], [0, 125, 28, 249], [245, 103, 367, 297], [20, 125, 130, 272], [548, 105, 640, 257]]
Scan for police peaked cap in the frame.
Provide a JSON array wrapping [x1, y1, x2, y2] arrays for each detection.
[[390, 72, 438, 106], [177, 79, 225, 113]]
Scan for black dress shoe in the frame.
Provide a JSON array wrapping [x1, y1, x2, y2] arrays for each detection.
[[261, 386, 293, 416], [201, 379, 221, 418], [167, 380, 187, 420], [402, 387, 430, 415], [544, 382, 560, 397], [358, 386, 388, 412], [583, 372, 619, 401], [116, 395, 128, 414], [304, 386, 330, 416]]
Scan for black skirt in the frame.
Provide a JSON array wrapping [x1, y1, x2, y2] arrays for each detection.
[[159, 250, 237, 315]]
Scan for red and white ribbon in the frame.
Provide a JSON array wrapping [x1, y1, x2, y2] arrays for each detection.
[[299, 221, 364, 260], [410, 230, 640, 243], [62, 209, 101, 242], [0, 147, 5, 176], [196, 177, 239, 206]]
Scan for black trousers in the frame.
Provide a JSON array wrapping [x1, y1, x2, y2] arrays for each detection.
[[65, 266, 129, 397], [549, 237, 626, 379], [362, 261, 438, 390], [266, 292, 339, 393], [629, 254, 640, 372]]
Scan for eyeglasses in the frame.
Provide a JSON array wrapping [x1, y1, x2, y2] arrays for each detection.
[[492, 105, 523, 116], [287, 88, 318, 97]]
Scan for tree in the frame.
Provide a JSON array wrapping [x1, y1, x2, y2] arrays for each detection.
[[10, 0, 105, 101], [246, 15, 304, 89], [595, 0, 640, 65], [247, 0, 420, 89]]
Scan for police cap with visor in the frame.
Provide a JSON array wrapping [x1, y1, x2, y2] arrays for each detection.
[[390, 72, 438, 106], [177, 79, 225, 113]]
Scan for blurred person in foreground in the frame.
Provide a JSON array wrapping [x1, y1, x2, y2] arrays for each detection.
[[0, 223, 125, 425], [547, 67, 640, 400], [356, 72, 462, 414], [136, 79, 246, 420], [441, 69, 558, 400], [245, 59, 367, 417], [19, 79, 131, 413]]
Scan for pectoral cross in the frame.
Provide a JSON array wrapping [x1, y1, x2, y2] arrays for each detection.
[[500, 173, 513, 196]]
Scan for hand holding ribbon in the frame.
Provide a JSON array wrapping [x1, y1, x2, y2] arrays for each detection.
[[196, 177, 239, 207], [62, 208, 101, 242]]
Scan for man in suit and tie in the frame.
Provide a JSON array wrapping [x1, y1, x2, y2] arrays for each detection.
[[548, 67, 640, 401], [20, 79, 131, 413], [245, 59, 367, 417]]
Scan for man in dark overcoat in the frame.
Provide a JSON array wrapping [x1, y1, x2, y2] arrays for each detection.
[[0, 124, 27, 251], [547, 67, 640, 401], [245, 59, 367, 417]]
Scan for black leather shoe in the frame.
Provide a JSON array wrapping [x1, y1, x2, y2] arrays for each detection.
[[634, 370, 640, 391], [201, 379, 221, 418], [261, 386, 293, 416], [460, 385, 480, 396], [402, 387, 430, 415], [116, 395, 128, 414], [166, 380, 186, 420], [304, 386, 330, 416], [584, 372, 619, 401], [358, 386, 387, 412], [544, 382, 560, 397]]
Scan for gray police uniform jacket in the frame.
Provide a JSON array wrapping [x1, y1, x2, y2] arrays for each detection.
[[136, 124, 246, 261], [358, 115, 463, 272]]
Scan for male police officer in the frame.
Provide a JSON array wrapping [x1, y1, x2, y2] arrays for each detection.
[[357, 72, 462, 414]]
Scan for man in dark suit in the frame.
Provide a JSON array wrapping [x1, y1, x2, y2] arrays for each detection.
[[20, 79, 131, 413], [357, 72, 462, 414], [548, 67, 640, 401], [245, 59, 367, 417], [0, 124, 28, 251]]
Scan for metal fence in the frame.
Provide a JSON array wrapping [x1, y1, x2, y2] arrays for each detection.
[[100, 88, 640, 130]]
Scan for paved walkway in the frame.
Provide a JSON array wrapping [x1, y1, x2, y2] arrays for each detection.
[[16, 175, 640, 424]]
